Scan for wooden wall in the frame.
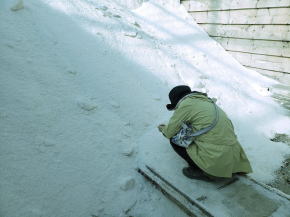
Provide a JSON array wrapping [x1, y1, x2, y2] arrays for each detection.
[[181, 0, 290, 84]]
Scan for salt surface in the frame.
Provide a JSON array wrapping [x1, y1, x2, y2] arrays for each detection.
[[0, 0, 289, 216]]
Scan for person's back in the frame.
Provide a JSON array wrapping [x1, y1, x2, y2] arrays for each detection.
[[158, 85, 252, 180]]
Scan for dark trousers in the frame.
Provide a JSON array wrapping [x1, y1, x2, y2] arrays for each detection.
[[170, 139, 201, 170]]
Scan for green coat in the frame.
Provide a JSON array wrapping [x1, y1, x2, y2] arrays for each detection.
[[161, 94, 252, 178]]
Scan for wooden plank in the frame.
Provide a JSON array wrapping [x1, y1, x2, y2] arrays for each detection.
[[228, 51, 290, 73], [245, 66, 290, 85], [137, 166, 212, 217], [199, 24, 290, 41], [213, 37, 290, 57], [181, 0, 290, 11], [189, 8, 290, 24]]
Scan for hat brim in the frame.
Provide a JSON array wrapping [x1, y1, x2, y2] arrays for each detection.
[[166, 104, 176, 111]]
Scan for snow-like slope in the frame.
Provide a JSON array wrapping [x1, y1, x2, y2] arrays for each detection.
[[0, 0, 289, 216]]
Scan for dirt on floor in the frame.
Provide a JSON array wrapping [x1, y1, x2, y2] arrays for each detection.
[[268, 133, 290, 195]]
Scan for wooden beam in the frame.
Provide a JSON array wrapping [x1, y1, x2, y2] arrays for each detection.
[[137, 166, 213, 217], [209, 36, 289, 42], [199, 24, 290, 41], [245, 66, 290, 85], [212, 37, 290, 58], [228, 51, 290, 73], [245, 65, 290, 75], [188, 8, 290, 25], [227, 50, 290, 59], [181, 0, 290, 11]]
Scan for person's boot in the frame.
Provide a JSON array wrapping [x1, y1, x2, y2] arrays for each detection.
[[182, 167, 214, 182]]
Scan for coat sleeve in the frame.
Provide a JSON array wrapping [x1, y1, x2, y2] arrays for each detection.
[[161, 105, 191, 139]]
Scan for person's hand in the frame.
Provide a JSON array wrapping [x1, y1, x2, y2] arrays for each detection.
[[158, 124, 165, 132]]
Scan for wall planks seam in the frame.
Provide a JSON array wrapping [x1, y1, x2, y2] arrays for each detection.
[[225, 50, 290, 59]]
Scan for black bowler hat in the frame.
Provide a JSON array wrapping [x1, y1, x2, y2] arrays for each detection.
[[166, 85, 191, 110]]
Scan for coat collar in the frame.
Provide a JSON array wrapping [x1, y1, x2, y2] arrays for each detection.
[[174, 93, 199, 109]]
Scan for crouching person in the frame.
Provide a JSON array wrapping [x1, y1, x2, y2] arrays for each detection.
[[158, 85, 252, 181]]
